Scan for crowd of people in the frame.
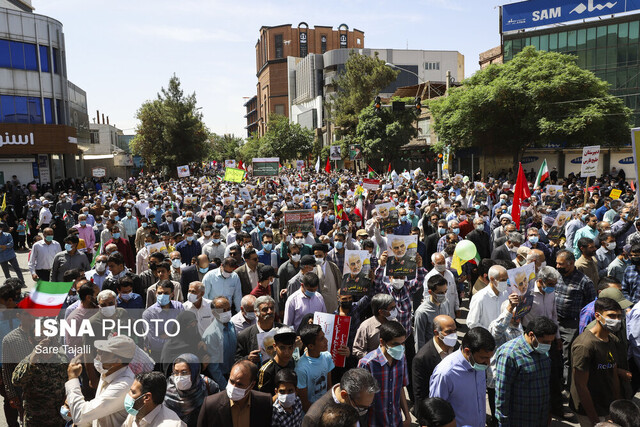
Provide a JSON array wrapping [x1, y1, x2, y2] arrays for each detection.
[[0, 163, 639, 427]]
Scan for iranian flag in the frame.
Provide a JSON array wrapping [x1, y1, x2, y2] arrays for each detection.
[[533, 159, 549, 189], [354, 195, 364, 219], [18, 280, 74, 316]]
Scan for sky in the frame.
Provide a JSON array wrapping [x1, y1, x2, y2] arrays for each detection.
[[36, 0, 503, 138]]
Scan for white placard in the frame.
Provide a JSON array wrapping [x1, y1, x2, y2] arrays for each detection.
[[581, 145, 600, 177]]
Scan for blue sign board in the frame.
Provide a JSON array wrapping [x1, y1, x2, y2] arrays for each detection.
[[502, 0, 640, 32]]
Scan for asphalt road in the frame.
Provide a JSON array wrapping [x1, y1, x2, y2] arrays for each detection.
[[0, 249, 637, 426]]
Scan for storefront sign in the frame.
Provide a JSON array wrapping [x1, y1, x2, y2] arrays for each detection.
[[0, 124, 78, 154], [92, 167, 106, 178]]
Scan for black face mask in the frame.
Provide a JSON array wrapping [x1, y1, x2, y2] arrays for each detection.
[[556, 267, 568, 276], [630, 256, 640, 266], [340, 301, 353, 311]]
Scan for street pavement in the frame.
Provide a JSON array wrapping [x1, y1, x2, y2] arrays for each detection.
[[0, 250, 638, 426]]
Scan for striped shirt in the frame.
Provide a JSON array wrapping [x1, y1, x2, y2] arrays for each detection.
[[555, 269, 596, 321]]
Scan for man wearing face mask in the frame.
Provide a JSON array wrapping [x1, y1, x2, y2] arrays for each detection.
[[573, 214, 599, 259], [183, 281, 213, 335], [204, 296, 237, 389], [202, 228, 226, 263], [393, 207, 412, 236], [491, 231, 523, 262], [412, 315, 459, 408], [430, 327, 496, 427], [570, 298, 624, 426], [425, 219, 448, 270], [181, 254, 216, 297], [414, 276, 453, 352], [28, 227, 61, 282], [202, 257, 242, 312], [311, 243, 342, 314], [283, 272, 326, 330], [467, 265, 512, 330], [493, 316, 558, 426], [73, 213, 96, 258], [85, 254, 109, 290], [231, 294, 257, 333], [436, 220, 461, 252], [257, 233, 280, 268], [123, 371, 183, 426], [197, 360, 272, 427], [465, 217, 491, 261], [65, 335, 136, 427], [622, 244, 640, 304], [142, 280, 184, 362], [175, 227, 202, 267], [575, 237, 601, 287], [423, 253, 459, 319], [51, 235, 90, 282]]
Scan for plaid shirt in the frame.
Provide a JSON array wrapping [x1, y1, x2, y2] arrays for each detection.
[[494, 335, 551, 426], [271, 396, 304, 427], [374, 266, 427, 336], [327, 248, 346, 271], [579, 300, 596, 334], [358, 347, 409, 427], [437, 235, 462, 252], [622, 265, 640, 304], [555, 269, 596, 321]]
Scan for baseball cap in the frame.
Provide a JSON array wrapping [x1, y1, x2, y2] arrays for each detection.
[[273, 326, 297, 344], [356, 229, 369, 237], [94, 335, 136, 360], [599, 287, 633, 309]]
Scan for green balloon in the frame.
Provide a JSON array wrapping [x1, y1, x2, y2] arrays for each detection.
[[455, 240, 477, 261]]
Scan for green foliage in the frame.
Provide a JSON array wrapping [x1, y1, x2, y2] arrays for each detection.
[[131, 75, 210, 174], [238, 134, 261, 163], [355, 97, 418, 167], [329, 51, 399, 138], [209, 133, 243, 161], [429, 47, 631, 164], [256, 114, 314, 161]]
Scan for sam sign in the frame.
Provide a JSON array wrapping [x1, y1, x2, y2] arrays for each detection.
[[581, 145, 600, 177], [501, 0, 640, 33]]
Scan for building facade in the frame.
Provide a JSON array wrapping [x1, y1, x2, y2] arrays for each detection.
[[252, 23, 364, 137], [0, 0, 87, 186], [287, 48, 464, 146]]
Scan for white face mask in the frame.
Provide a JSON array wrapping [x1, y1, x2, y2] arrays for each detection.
[[607, 242, 616, 251], [391, 278, 405, 289], [508, 244, 518, 253], [93, 358, 108, 375], [244, 311, 256, 321], [295, 238, 305, 246], [475, 224, 484, 231], [386, 307, 398, 320], [95, 261, 107, 273], [220, 269, 231, 279], [290, 254, 301, 262], [187, 293, 199, 303], [434, 264, 446, 273], [277, 392, 297, 408], [496, 280, 508, 292], [100, 304, 116, 317], [216, 310, 232, 324], [174, 375, 192, 391], [441, 332, 458, 348], [226, 383, 248, 402]]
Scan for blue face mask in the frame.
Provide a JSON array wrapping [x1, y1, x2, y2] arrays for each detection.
[[114, 216, 120, 221], [543, 286, 555, 294], [329, 215, 335, 221], [400, 215, 407, 222], [199, 267, 209, 274], [528, 236, 539, 244], [157, 294, 170, 306], [65, 243, 73, 252], [533, 336, 551, 355], [124, 394, 143, 416], [186, 236, 195, 242], [259, 221, 265, 229], [304, 289, 316, 298], [438, 227, 446, 235], [45, 235, 54, 242], [212, 238, 221, 244], [141, 222, 148, 228], [386, 344, 405, 360], [112, 233, 121, 239], [60, 406, 72, 422], [334, 241, 343, 250], [452, 228, 460, 235], [80, 221, 86, 226], [263, 243, 273, 251], [470, 353, 488, 371]]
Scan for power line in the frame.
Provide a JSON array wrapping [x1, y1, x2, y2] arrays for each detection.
[[551, 92, 640, 104]]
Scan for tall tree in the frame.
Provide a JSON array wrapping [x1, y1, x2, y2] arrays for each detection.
[[355, 97, 418, 168], [131, 75, 210, 174], [209, 133, 242, 161], [429, 47, 632, 173], [258, 114, 314, 161], [329, 51, 399, 138]]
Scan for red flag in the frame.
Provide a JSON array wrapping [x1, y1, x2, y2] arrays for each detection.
[[238, 160, 244, 170], [325, 157, 331, 173], [511, 163, 531, 229], [387, 163, 392, 173]]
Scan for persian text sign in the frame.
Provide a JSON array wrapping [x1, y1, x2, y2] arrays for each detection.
[[581, 145, 600, 177]]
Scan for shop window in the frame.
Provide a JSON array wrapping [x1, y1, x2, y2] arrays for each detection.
[[39, 45, 49, 72]]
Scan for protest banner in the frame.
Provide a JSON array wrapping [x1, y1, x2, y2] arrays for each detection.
[[581, 145, 600, 177], [341, 250, 372, 297], [547, 211, 572, 241], [507, 263, 536, 321], [313, 312, 351, 368], [296, 160, 305, 170], [146, 241, 168, 256], [224, 159, 236, 168], [283, 210, 315, 233], [362, 178, 380, 190], [376, 202, 397, 230], [386, 234, 417, 278], [252, 157, 279, 177], [330, 145, 341, 160], [177, 165, 190, 177], [239, 188, 251, 200], [224, 167, 245, 183], [256, 329, 278, 362], [610, 188, 622, 200]]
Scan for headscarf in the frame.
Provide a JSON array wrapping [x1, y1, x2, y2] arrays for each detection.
[[164, 353, 207, 425], [160, 311, 203, 375]]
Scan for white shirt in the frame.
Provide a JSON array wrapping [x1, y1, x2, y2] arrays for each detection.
[[183, 297, 214, 335], [423, 268, 460, 315], [28, 239, 61, 273], [38, 206, 52, 225], [123, 403, 185, 427], [466, 284, 509, 330], [65, 366, 135, 427]]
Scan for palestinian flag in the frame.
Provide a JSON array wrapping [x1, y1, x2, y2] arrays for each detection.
[[387, 163, 392, 173], [18, 280, 74, 316], [367, 165, 376, 178], [533, 159, 549, 189], [334, 194, 348, 221]]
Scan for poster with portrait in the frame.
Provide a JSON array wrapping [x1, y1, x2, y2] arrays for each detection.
[[386, 234, 418, 278], [256, 329, 278, 362], [547, 211, 571, 241], [507, 263, 536, 321], [239, 188, 251, 201], [330, 145, 342, 161], [544, 185, 563, 210], [376, 202, 398, 230], [296, 160, 306, 170], [177, 165, 191, 178], [341, 250, 372, 296]]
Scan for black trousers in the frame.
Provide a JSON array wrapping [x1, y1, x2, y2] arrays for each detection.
[[35, 269, 50, 281]]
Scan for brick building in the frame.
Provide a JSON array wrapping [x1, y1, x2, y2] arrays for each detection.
[[251, 23, 364, 137]]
